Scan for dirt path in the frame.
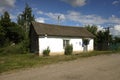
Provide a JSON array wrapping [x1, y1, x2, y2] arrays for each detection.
[[0, 54, 120, 80]]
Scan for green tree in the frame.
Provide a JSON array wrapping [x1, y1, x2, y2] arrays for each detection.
[[0, 11, 12, 44], [85, 25, 98, 49], [8, 22, 24, 43], [17, 4, 35, 32], [96, 31, 104, 43], [82, 38, 90, 52], [0, 24, 5, 47], [1, 11, 11, 23], [114, 37, 120, 43], [85, 25, 112, 50], [0, 11, 24, 45], [96, 28, 112, 50], [85, 25, 98, 36], [17, 4, 35, 52], [0, 11, 11, 31]]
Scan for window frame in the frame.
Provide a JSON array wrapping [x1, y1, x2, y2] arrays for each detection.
[[63, 39, 70, 48]]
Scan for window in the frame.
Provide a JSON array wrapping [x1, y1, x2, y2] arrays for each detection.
[[63, 40, 69, 48]]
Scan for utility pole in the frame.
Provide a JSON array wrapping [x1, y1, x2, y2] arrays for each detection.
[[58, 15, 60, 25]]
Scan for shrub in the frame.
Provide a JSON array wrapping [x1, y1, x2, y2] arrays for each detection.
[[0, 40, 30, 55], [43, 47, 50, 56], [83, 38, 90, 45], [64, 44, 73, 55], [19, 39, 30, 54], [0, 45, 20, 55]]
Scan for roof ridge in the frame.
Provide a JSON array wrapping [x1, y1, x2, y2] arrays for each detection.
[[32, 21, 84, 29]]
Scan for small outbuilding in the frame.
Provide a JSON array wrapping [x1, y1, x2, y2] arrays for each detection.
[[30, 21, 94, 56]]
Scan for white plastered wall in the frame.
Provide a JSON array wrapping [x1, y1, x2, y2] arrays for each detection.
[[38, 37, 94, 55]]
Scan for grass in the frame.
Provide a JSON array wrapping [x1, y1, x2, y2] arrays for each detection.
[[0, 50, 120, 74]]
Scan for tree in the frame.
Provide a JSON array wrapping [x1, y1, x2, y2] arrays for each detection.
[[17, 4, 35, 32], [17, 4, 35, 52], [85, 25, 98, 36], [7, 22, 24, 43], [0, 11, 24, 45], [85, 25, 98, 49], [96, 31, 105, 43], [0, 24, 5, 47], [85, 25, 113, 50], [0, 11, 12, 43], [96, 28, 112, 50], [1, 11, 11, 23], [82, 38, 90, 52], [114, 37, 120, 43], [0, 11, 11, 31]]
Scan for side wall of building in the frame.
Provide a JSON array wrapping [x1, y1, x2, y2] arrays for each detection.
[[30, 25, 39, 53], [38, 37, 94, 55]]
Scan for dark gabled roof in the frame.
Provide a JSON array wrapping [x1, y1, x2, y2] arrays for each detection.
[[31, 21, 94, 38]]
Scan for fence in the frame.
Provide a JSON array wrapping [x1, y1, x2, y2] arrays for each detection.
[[109, 43, 120, 51], [95, 43, 120, 51]]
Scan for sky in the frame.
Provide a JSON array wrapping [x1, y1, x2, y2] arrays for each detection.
[[0, 0, 120, 36]]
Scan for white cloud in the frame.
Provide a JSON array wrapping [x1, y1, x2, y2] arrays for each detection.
[[36, 10, 120, 26], [10, 14, 16, 19], [62, 0, 87, 7], [110, 25, 120, 36], [114, 25, 120, 30], [66, 11, 120, 25], [37, 10, 66, 21], [97, 25, 105, 31], [0, 0, 16, 7], [35, 17, 46, 23], [45, 12, 66, 20], [108, 15, 120, 24], [0, 0, 16, 12], [66, 11, 107, 25], [0, 7, 5, 13], [37, 10, 43, 15], [112, 0, 120, 5]]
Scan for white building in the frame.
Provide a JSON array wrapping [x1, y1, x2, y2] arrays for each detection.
[[30, 22, 94, 56]]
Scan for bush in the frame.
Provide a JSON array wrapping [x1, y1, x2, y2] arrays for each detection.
[[83, 38, 90, 45], [19, 39, 30, 53], [0, 45, 22, 55], [0, 40, 30, 55], [43, 47, 50, 56], [64, 44, 73, 55]]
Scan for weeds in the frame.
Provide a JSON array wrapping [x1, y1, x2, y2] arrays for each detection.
[[0, 50, 119, 73]]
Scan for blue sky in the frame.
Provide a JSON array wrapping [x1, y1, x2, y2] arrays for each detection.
[[0, 0, 120, 35]]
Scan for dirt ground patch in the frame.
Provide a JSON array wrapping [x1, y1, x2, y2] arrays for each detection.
[[0, 54, 120, 80]]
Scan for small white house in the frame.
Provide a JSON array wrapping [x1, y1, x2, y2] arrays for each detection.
[[30, 22, 94, 56]]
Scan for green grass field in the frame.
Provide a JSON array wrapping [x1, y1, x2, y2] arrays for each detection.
[[0, 50, 119, 73]]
